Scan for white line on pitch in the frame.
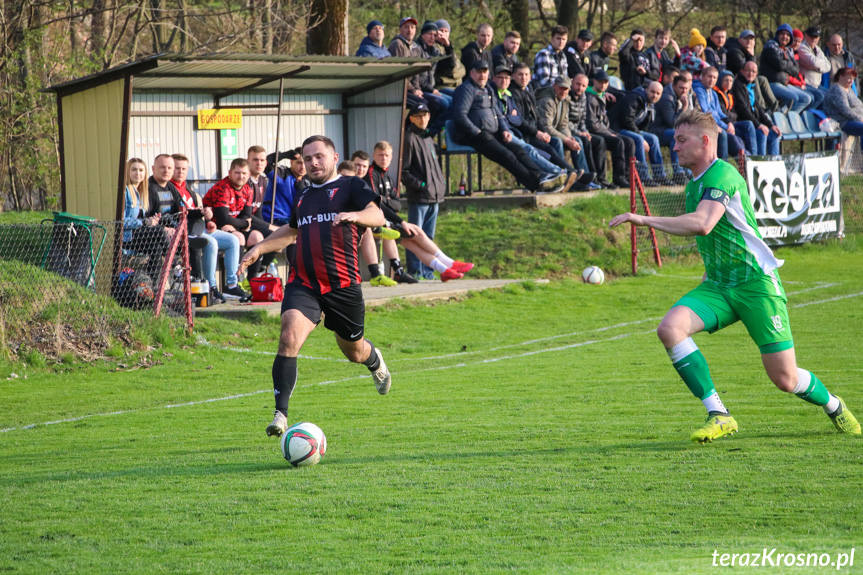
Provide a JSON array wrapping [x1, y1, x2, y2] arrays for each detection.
[[791, 291, 863, 308]]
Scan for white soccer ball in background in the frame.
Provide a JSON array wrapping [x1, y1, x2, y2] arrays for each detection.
[[280, 422, 327, 467], [581, 266, 605, 285]]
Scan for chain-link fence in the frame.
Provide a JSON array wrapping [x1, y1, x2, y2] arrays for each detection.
[[629, 149, 863, 273], [0, 211, 192, 362]]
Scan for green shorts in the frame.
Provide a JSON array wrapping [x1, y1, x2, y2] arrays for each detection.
[[673, 270, 794, 354]]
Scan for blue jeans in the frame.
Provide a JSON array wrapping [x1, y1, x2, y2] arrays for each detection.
[[804, 85, 826, 110], [510, 134, 562, 175], [619, 130, 667, 179], [423, 92, 452, 135], [754, 127, 782, 155], [656, 129, 682, 173], [407, 202, 439, 279], [204, 228, 241, 287], [732, 121, 757, 155], [770, 83, 813, 113], [841, 120, 863, 137]]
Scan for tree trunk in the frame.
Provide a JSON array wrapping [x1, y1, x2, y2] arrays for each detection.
[[306, 0, 348, 55], [557, 0, 579, 34], [507, 0, 530, 58]]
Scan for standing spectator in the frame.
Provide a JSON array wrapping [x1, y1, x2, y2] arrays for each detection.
[[704, 26, 728, 73], [350, 151, 370, 179], [823, 68, 863, 138], [590, 32, 618, 78], [461, 23, 494, 73], [798, 27, 831, 109], [732, 62, 782, 155], [619, 28, 654, 90], [680, 29, 709, 74], [433, 20, 465, 91], [450, 60, 564, 193], [401, 102, 446, 280], [246, 145, 268, 218], [533, 25, 570, 90], [565, 29, 595, 79], [585, 71, 636, 188], [826, 34, 857, 94], [649, 71, 693, 175], [645, 29, 680, 86], [417, 20, 452, 134], [123, 158, 171, 281], [609, 82, 672, 185], [356, 20, 390, 58], [491, 31, 521, 72], [692, 66, 750, 159], [760, 24, 813, 112], [568, 73, 609, 186]]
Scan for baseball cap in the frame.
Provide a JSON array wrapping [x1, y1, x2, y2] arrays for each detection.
[[553, 75, 571, 88], [593, 70, 609, 82], [409, 102, 430, 115], [493, 65, 512, 76], [739, 29, 756, 39], [366, 20, 384, 34], [399, 17, 418, 27], [471, 60, 490, 71], [805, 26, 821, 37], [578, 29, 594, 41]]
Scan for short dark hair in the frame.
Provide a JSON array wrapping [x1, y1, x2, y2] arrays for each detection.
[[710, 26, 727, 36], [835, 67, 858, 82], [247, 145, 266, 155], [512, 61, 530, 73], [350, 150, 370, 162], [505, 30, 521, 40], [631, 28, 645, 38], [302, 135, 336, 154], [600, 32, 617, 45], [655, 28, 670, 38], [230, 158, 249, 170], [673, 73, 691, 86], [337, 161, 357, 175], [551, 25, 569, 38]]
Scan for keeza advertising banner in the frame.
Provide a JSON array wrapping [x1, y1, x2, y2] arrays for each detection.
[[745, 153, 843, 246]]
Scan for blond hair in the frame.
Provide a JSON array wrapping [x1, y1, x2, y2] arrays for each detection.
[[125, 158, 149, 212], [373, 141, 393, 152], [674, 109, 720, 140]]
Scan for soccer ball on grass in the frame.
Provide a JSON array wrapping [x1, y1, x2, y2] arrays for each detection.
[[280, 422, 327, 467], [581, 266, 605, 285]]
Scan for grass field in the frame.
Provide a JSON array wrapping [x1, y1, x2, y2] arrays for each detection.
[[2, 241, 862, 574]]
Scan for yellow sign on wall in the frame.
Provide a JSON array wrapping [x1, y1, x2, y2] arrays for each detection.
[[197, 109, 242, 130]]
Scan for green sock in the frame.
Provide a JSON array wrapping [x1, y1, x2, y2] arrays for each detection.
[[668, 338, 716, 400], [793, 368, 830, 406]]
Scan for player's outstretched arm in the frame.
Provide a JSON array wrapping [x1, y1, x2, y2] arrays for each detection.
[[333, 201, 385, 228], [238, 225, 297, 274], [609, 199, 725, 237]]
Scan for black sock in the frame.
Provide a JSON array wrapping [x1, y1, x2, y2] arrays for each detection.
[[368, 263, 381, 277], [261, 252, 276, 269], [390, 258, 404, 275], [272, 355, 298, 414], [362, 340, 380, 371], [247, 252, 263, 278]]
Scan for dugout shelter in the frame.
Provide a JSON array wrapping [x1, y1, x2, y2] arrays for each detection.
[[44, 54, 432, 222]]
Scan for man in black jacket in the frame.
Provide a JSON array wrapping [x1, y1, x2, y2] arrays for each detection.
[[565, 29, 595, 79], [726, 29, 779, 112], [704, 26, 728, 72], [590, 32, 618, 78], [585, 71, 634, 188], [450, 60, 563, 193], [569, 73, 608, 186], [402, 102, 445, 279], [609, 82, 671, 185], [461, 23, 494, 73], [491, 31, 521, 72], [648, 72, 692, 175], [731, 62, 782, 155], [618, 28, 654, 90]]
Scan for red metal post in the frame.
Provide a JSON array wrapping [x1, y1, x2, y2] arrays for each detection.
[[629, 157, 638, 275]]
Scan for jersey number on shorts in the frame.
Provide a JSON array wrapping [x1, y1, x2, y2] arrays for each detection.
[[771, 315, 783, 331]]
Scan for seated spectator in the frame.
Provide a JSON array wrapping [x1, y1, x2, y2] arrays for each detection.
[[350, 151, 370, 179], [416, 20, 452, 134], [797, 27, 830, 110], [608, 82, 672, 185], [565, 29, 595, 79], [262, 148, 308, 226], [510, 63, 598, 189], [491, 31, 521, 72], [648, 71, 693, 175], [787, 29, 818, 108], [661, 65, 680, 87], [495, 68, 578, 190], [726, 29, 780, 111], [203, 158, 273, 280], [356, 20, 390, 58], [645, 29, 680, 86], [123, 158, 170, 281], [389, 17, 419, 58], [826, 34, 857, 94], [590, 32, 618, 78], [704, 26, 728, 72], [714, 70, 764, 155], [692, 66, 750, 159], [680, 29, 709, 74], [585, 71, 636, 188], [433, 20, 465, 91], [246, 145, 268, 218], [337, 161, 357, 176], [823, 68, 863, 138], [461, 23, 494, 72], [450, 60, 565, 193], [619, 28, 654, 90], [533, 25, 570, 91], [760, 24, 813, 113], [568, 73, 609, 186], [731, 62, 782, 155]]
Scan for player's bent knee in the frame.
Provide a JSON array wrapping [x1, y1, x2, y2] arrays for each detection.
[[770, 371, 798, 393], [657, 319, 685, 348]]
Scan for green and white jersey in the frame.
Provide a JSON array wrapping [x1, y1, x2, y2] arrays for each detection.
[[684, 159, 783, 287]]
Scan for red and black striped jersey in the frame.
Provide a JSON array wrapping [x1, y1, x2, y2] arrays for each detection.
[[288, 175, 380, 294]]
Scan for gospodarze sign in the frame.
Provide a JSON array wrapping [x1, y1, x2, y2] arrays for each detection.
[[745, 153, 843, 246]]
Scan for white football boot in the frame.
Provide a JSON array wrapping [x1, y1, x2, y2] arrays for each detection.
[[371, 349, 392, 395], [266, 410, 288, 437]]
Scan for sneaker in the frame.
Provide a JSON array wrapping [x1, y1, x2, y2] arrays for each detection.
[[587, 182, 603, 190], [393, 271, 418, 284], [375, 227, 401, 241], [266, 410, 288, 437], [690, 413, 738, 444], [451, 261, 474, 273], [538, 173, 566, 191], [370, 274, 397, 287], [561, 171, 579, 193], [371, 349, 391, 395], [613, 177, 631, 189], [440, 267, 464, 282], [828, 396, 862, 435], [210, 288, 226, 305], [223, 284, 249, 300]]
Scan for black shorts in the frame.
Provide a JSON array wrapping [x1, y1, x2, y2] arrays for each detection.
[[281, 283, 365, 341]]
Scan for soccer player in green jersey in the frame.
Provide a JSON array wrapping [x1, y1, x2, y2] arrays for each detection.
[[609, 109, 860, 443]]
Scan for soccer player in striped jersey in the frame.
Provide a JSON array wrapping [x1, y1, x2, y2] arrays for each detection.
[[240, 135, 393, 437], [610, 109, 860, 443]]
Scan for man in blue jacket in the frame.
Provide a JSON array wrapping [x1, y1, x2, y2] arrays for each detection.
[[356, 20, 391, 58], [692, 66, 749, 159]]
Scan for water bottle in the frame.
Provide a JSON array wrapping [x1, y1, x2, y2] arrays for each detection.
[[267, 262, 279, 277]]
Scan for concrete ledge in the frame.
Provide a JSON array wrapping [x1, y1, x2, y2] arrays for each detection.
[[443, 188, 629, 210]]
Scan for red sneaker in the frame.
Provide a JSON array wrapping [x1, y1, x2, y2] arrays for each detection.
[[440, 268, 464, 282], [452, 261, 474, 273]]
